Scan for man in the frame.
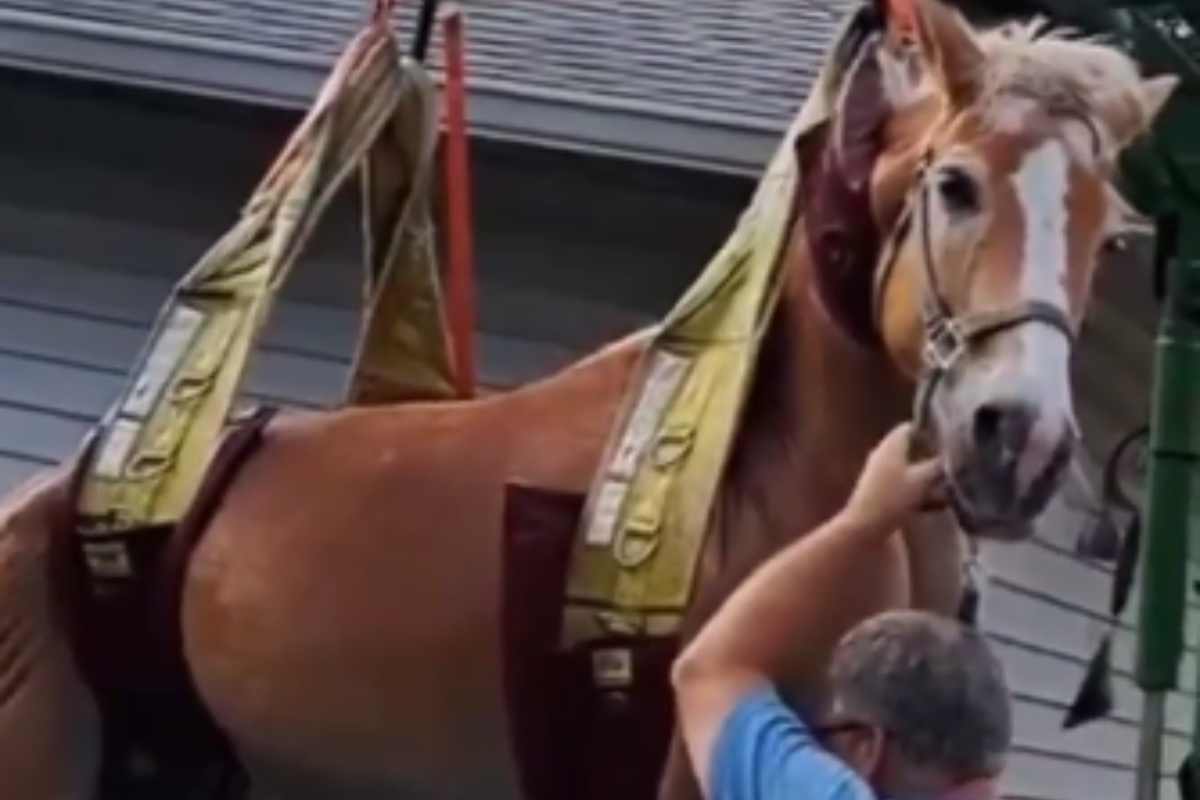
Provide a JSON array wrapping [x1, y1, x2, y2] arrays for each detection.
[[672, 423, 1011, 800]]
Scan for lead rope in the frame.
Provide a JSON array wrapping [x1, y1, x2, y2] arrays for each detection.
[[1065, 426, 1149, 728]]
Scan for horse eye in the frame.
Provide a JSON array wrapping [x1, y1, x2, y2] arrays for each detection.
[[936, 167, 980, 215]]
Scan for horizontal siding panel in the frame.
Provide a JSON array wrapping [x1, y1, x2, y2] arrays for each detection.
[[0, 403, 90, 462], [0, 252, 358, 358], [0, 254, 604, 491], [0, 351, 125, 419], [0, 255, 611, 386], [1000, 750, 1183, 800], [0, 297, 580, 409], [1010, 695, 1189, 770], [980, 581, 1199, 695], [982, 531, 1200, 648], [991, 638, 1195, 737], [0, 243, 650, 355], [1001, 749, 1132, 800], [2, 300, 145, 372], [1, 299, 346, 407], [0, 453, 44, 494]]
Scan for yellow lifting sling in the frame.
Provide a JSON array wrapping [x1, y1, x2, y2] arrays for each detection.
[[561, 11, 871, 646], [75, 21, 457, 578]]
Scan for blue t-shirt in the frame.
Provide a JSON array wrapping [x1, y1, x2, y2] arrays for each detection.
[[709, 686, 876, 800]]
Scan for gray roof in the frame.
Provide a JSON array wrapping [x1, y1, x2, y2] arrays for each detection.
[[0, 0, 854, 173]]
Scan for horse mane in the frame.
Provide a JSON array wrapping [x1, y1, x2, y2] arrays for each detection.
[[973, 19, 1152, 135], [884, 15, 1154, 145]]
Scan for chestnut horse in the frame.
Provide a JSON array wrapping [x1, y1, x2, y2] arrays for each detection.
[[0, 2, 1177, 798]]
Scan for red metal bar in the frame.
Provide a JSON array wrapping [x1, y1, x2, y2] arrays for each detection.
[[441, 5, 477, 398], [883, 0, 916, 34]]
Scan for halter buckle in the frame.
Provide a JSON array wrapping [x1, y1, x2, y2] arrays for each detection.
[[924, 317, 966, 372]]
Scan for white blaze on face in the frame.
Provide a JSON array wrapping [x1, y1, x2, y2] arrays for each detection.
[[1008, 139, 1077, 483]]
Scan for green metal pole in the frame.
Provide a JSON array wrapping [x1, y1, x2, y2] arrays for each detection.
[[1137, 214, 1200, 800]]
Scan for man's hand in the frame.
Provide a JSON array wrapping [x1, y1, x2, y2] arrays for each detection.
[[840, 423, 945, 536], [673, 422, 941, 798]]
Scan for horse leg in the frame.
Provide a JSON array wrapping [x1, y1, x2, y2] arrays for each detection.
[[0, 469, 102, 799]]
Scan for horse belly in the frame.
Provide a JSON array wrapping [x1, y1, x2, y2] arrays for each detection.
[[184, 397, 619, 799]]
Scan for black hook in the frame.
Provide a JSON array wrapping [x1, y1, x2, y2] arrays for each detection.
[[1154, 213, 1181, 303], [411, 0, 440, 62]]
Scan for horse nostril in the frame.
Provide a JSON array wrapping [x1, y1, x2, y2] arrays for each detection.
[[972, 402, 1034, 457]]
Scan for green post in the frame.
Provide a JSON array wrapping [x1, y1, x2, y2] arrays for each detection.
[[1137, 215, 1200, 800]]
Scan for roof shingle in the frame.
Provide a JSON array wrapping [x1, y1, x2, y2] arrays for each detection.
[[0, 0, 856, 172]]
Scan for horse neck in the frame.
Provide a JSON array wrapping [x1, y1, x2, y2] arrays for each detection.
[[716, 257, 911, 562]]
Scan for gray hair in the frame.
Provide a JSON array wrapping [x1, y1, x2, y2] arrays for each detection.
[[828, 610, 1012, 778]]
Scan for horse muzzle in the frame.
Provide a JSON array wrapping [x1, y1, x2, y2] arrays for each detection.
[[943, 400, 1077, 540]]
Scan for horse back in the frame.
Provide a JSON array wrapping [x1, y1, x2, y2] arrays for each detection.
[[180, 333, 648, 796]]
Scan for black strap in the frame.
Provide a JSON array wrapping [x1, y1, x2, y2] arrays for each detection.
[[1064, 425, 1148, 730]]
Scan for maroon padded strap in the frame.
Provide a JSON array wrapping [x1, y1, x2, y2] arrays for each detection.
[[799, 34, 889, 349], [500, 483, 679, 800], [500, 483, 583, 800], [67, 407, 276, 779]]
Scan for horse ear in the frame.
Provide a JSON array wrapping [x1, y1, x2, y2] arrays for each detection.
[[1099, 74, 1179, 148], [1140, 74, 1180, 124], [912, 0, 985, 109]]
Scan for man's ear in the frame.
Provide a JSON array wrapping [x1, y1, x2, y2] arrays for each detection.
[[839, 725, 888, 778]]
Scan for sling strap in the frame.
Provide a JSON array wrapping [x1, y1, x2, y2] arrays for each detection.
[[75, 20, 457, 586], [562, 7, 883, 647]]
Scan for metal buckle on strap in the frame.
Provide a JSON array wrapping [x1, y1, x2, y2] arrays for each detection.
[[924, 317, 966, 372]]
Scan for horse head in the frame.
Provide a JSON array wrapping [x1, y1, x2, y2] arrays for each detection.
[[806, 0, 1177, 538]]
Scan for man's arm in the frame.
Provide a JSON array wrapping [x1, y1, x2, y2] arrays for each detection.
[[671, 424, 944, 797]]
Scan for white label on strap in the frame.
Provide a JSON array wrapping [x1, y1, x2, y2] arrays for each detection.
[[584, 479, 629, 548], [610, 351, 691, 479], [592, 647, 634, 689], [123, 305, 206, 419], [94, 418, 143, 480], [83, 541, 134, 580]]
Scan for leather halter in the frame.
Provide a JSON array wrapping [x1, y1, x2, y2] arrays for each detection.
[[872, 147, 1078, 454]]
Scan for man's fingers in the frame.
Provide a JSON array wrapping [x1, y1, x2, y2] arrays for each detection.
[[905, 459, 945, 508], [907, 458, 943, 488], [888, 422, 916, 452]]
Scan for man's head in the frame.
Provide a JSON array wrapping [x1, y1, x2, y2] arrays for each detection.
[[817, 610, 1011, 799]]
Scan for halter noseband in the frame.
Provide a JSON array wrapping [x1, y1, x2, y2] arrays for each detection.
[[873, 145, 1079, 455]]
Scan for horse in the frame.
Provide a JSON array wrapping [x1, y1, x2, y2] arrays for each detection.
[[0, 1, 1177, 798]]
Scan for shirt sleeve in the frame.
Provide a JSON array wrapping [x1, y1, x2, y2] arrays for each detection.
[[708, 686, 876, 800]]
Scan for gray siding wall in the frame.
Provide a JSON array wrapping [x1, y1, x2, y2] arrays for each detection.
[[0, 70, 1191, 798]]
